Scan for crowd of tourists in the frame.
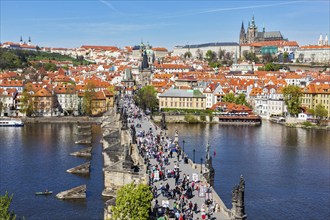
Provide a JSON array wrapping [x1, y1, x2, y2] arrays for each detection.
[[121, 96, 216, 220]]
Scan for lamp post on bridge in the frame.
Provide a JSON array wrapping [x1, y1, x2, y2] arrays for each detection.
[[193, 149, 195, 164], [200, 158, 203, 174], [182, 139, 185, 159]]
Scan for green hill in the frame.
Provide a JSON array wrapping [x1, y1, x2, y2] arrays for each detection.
[[0, 48, 92, 70]]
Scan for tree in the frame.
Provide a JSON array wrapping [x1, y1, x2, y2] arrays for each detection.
[[111, 183, 153, 220], [205, 50, 217, 63], [195, 49, 203, 60], [264, 63, 280, 71], [235, 93, 248, 105], [282, 85, 302, 117], [183, 51, 192, 59], [308, 103, 328, 125], [19, 90, 34, 117], [222, 93, 236, 103], [134, 85, 158, 112], [283, 52, 289, 63], [82, 82, 95, 115], [243, 51, 259, 63], [0, 192, 16, 220], [52, 94, 62, 116], [262, 53, 274, 63], [0, 50, 22, 70], [107, 85, 116, 95], [218, 49, 225, 60]]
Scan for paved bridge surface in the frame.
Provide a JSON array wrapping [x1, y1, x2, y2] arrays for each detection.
[[128, 110, 231, 220]]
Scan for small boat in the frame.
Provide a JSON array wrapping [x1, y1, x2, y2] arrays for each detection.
[[35, 191, 53, 195], [0, 119, 24, 127]]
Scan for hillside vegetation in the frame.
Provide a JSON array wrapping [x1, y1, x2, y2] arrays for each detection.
[[0, 48, 91, 70]]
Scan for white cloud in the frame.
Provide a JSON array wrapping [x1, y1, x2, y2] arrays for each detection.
[[159, 1, 307, 19]]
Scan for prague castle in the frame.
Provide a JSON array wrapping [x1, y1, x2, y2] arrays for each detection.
[[239, 15, 286, 44]]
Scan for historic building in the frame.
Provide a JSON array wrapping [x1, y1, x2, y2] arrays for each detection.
[[301, 83, 330, 118], [172, 42, 239, 59], [239, 15, 285, 44], [1, 36, 37, 51], [294, 34, 330, 64], [158, 88, 206, 110], [131, 41, 155, 69]]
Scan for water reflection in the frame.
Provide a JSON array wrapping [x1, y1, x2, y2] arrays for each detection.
[[166, 122, 330, 219]]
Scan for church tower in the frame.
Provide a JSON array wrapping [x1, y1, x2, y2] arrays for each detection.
[[318, 34, 323, 46], [20, 36, 23, 45], [324, 34, 328, 46], [239, 21, 246, 44], [247, 15, 258, 43], [28, 36, 31, 46]]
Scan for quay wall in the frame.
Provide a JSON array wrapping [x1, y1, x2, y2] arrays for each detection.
[[153, 115, 261, 125], [23, 116, 100, 124]]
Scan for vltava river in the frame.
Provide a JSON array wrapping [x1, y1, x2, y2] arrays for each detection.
[[166, 121, 330, 220], [0, 121, 329, 219], [0, 124, 104, 220]]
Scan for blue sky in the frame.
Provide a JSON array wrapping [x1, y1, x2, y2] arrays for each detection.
[[1, 0, 329, 50]]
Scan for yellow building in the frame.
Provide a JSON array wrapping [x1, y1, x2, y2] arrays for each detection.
[[301, 84, 330, 118], [158, 88, 206, 110], [91, 91, 107, 116]]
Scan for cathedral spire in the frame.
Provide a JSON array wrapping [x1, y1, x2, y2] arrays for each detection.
[[239, 21, 246, 44]]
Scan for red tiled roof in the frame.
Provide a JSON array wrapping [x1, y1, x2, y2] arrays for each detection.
[[81, 45, 119, 51]]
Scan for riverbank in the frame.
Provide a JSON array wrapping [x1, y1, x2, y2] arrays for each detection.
[[268, 117, 330, 130], [22, 116, 101, 124], [153, 114, 261, 125]]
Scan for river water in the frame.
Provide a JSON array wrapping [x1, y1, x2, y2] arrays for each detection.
[[0, 121, 329, 219], [0, 124, 104, 220]]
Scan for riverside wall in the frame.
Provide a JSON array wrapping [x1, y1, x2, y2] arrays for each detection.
[[153, 115, 261, 125], [23, 116, 100, 124]]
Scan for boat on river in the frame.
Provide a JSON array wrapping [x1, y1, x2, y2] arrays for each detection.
[[35, 191, 53, 195], [0, 119, 24, 127]]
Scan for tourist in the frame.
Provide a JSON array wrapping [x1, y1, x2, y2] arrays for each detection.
[[175, 210, 180, 220], [201, 204, 206, 220]]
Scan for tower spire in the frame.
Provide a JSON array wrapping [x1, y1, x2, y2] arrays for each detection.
[[324, 34, 328, 46], [318, 33, 323, 46]]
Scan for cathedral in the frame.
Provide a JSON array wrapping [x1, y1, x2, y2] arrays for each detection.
[[239, 15, 285, 44]]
